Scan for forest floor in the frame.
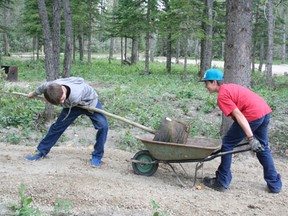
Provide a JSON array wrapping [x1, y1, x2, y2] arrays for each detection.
[[0, 126, 287, 216]]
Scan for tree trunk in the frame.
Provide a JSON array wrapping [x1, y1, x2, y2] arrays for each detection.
[[176, 39, 180, 64], [108, 0, 117, 64], [265, 0, 274, 87], [258, 35, 265, 71], [120, 37, 123, 65], [124, 37, 127, 61], [109, 37, 114, 63], [87, 20, 92, 64], [150, 33, 156, 62], [251, 2, 260, 73], [183, 32, 188, 80], [131, 36, 138, 64], [63, 0, 73, 78], [32, 36, 36, 61], [166, 33, 172, 74], [222, 0, 253, 135], [144, 31, 150, 74], [199, 0, 213, 78], [38, 0, 56, 121], [73, 33, 76, 63], [78, 31, 84, 61], [36, 34, 40, 61], [52, 0, 61, 79], [281, 5, 287, 64], [182, 12, 190, 80], [2, 10, 10, 56], [158, 36, 164, 56]]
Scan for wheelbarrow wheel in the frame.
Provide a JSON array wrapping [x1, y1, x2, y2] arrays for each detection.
[[132, 150, 159, 176]]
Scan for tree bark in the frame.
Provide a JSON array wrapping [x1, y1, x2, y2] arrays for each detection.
[[144, 0, 151, 74], [78, 31, 84, 61], [124, 37, 127, 61], [131, 36, 138, 64], [120, 37, 123, 65], [265, 0, 274, 87], [281, 4, 287, 64], [108, 0, 117, 64], [73, 33, 76, 63], [176, 38, 180, 64], [258, 35, 265, 71], [109, 37, 114, 63], [87, 0, 92, 65], [222, 0, 253, 135], [52, 0, 61, 78], [87, 22, 92, 64], [150, 33, 156, 62], [2, 10, 10, 56], [251, 2, 260, 73], [144, 31, 150, 74], [199, 0, 213, 78], [63, 0, 73, 78], [166, 33, 172, 74], [38, 0, 56, 121]]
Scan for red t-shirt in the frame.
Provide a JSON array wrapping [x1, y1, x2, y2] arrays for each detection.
[[218, 84, 272, 122]]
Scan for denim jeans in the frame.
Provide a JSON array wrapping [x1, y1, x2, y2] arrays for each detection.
[[216, 114, 282, 192], [37, 100, 109, 160]]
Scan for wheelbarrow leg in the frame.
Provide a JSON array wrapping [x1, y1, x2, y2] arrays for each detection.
[[166, 163, 186, 187], [193, 162, 204, 187], [179, 163, 189, 176]]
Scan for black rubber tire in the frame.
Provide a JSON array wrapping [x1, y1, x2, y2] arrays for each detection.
[[132, 150, 159, 176]]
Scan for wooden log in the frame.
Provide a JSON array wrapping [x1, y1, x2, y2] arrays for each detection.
[[153, 117, 190, 144]]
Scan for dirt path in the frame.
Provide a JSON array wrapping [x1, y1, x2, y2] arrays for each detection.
[[0, 127, 287, 216]]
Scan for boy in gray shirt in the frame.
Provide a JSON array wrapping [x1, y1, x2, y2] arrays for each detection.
[[26, 77, 108, 167]]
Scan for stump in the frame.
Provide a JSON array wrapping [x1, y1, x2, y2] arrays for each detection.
[[1, 66, 18, 81], [153, 117, 190, 144]]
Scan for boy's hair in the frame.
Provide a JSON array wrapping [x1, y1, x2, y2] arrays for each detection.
[[207, 80, 224, 86], [44, 83, 63, 105]]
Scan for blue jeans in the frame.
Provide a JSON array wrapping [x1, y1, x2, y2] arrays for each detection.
[[37, 100, 109, 160], [216, 114, 282, 192]]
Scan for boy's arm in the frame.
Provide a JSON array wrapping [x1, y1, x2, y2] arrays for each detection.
[[27, 82, 50, 98], [231, 108, 263, 152], [230, 108, 253, 139]]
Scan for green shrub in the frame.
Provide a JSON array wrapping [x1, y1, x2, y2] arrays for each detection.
[[9, 183, 41, 216]]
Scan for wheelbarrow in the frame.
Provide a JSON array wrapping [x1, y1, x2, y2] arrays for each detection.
[[131, 134, 252, 187]]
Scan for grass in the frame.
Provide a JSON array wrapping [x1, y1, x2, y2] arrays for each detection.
[[0, 57, 288, 153]]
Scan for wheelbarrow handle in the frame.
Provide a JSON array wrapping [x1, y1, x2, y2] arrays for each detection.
[[203, 142, 251, 162]]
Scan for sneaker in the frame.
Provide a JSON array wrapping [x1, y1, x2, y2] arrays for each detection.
[[25, 150, 44, 161], [268, 186, 281, 193], [203, 176, 227, 192], [90, 157, 101, 168]]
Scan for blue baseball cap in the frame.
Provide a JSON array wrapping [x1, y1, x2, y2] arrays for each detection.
[[200, 68, 224, 82]]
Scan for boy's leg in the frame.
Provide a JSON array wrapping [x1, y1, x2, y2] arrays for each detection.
[[88, 100, 109, 163], [215, 122, 246, 188], [251, 114, 282, 193], [30, 108, 83, 157]]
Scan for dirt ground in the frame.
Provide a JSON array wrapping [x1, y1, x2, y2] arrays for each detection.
[[0, 126, 287, 216]]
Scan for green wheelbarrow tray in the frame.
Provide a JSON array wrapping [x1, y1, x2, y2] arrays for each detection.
[[136, 135, 221, 161]]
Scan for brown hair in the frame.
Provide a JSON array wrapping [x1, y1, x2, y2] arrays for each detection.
[[44, 83, 63, 105], [207, 80, 224, 86]]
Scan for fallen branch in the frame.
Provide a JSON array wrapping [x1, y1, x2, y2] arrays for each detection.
[[0, 91, 156, 134]]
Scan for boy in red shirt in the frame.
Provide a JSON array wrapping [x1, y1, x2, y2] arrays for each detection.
[[200, 68, 282, 193]]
